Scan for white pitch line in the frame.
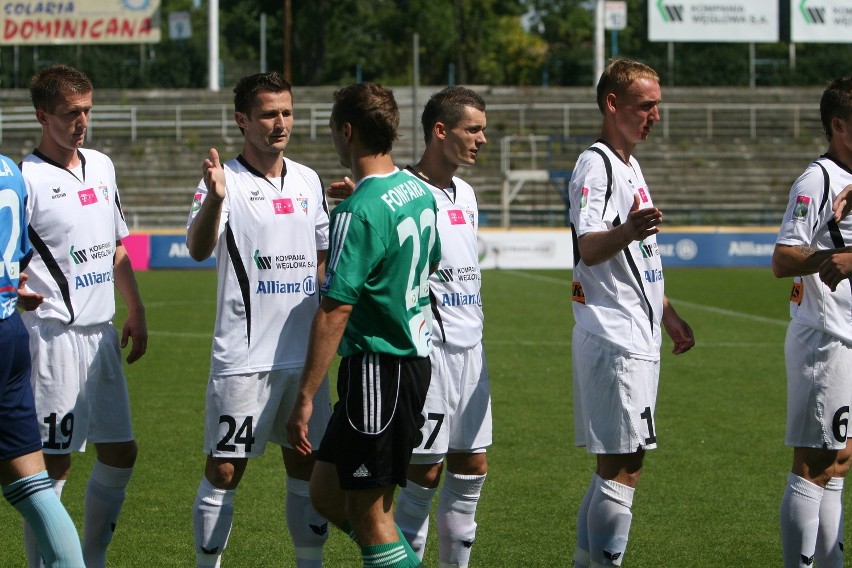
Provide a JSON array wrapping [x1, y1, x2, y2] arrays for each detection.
[[499, 270, 789, 328]]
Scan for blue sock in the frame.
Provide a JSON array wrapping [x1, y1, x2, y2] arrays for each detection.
[[4, 471, 84, 567]]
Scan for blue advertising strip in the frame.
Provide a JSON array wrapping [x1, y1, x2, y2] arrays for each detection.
[[656, 231, 776, 268], [149, 234, 215, 269]]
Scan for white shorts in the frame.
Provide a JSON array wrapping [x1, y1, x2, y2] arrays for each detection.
[[410, 341, 492, 465], [572, 326, 659, 454], [22, 314, 134, 454], [204, 368, 332, 458], [785, 321, 852, 450]]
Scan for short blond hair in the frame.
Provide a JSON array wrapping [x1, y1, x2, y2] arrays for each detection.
[[596, 58, 659, 113]]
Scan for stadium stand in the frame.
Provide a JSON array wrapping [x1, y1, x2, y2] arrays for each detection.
[[0, 85, 825, 229]]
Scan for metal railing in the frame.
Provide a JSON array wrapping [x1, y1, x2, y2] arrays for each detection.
[[0, 101, 824, 144]]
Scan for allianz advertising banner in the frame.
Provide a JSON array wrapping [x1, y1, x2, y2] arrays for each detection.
[[791, 0, 852, 42], [648, 0, 779, 42], [474, 229, 776, 270], [1, 0, 161, 45]]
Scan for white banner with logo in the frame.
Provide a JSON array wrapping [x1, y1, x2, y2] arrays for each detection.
[[648, 0, 779, 42], [1, 0, 161, 45], [475, 228, 777, 270], [792, 0, 852, 42]]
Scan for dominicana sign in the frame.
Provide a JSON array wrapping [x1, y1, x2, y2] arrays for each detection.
[[0, 0, 161, 45], [649, 0, 779, 42], [791, 0, 852, 42]]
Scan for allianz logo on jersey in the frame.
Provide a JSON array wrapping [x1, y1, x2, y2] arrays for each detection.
[[440, 292, 482, 307], [75, 270, 112, 289], [69, 242, 113, 264], [253, 250, 312, 270], [256, 275, 317, 296]]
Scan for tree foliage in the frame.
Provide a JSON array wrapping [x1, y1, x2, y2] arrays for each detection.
[[0, 0, 849, 89]]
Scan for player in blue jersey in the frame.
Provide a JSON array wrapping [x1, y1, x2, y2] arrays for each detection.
[[1, 151, 84, 567], [287, 83, 441, 568]]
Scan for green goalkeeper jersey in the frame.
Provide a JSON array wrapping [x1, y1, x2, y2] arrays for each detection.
[[322, 169, 441, 358]]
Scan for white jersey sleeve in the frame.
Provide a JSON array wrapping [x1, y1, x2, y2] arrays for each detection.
[[21, 148, 127, 326], [568, 141, 664, 360], [776, 156, 852, 343]]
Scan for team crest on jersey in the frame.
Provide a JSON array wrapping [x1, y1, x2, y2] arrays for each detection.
[[581, 188, 590, 209], [78, 188, 98, 206], [191, 192, 203, 213], [793, 195, 810, 221], [638, 187, 649, 203], [273, 198, 294, 214], [447, 209, 466, 225], [296, 194, 309, 215], [466, 208, 475, 227], [99, 182, 109, 202]]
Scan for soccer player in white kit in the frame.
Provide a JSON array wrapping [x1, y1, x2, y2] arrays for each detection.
[[567, 58, 694, 568], [16, 64, 148, 568], [774, 76, 852, 568], [186, 72, 332, 568], [391, 87, 491, 568]]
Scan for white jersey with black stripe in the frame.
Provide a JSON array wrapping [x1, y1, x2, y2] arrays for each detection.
[[406, 167, 483, 348], [187, 156, 329, 375], [776, 154, 852, 344], [21, 148, 128, 327], [568, 140, 664, 360]]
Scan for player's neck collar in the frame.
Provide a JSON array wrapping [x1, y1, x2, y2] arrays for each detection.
[[33, 148, 86, 182], [822, 152, 852, 175], [237, 154, 287, 191]]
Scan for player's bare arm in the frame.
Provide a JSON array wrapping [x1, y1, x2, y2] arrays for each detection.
[[577, 193, 662, 266], [187, 148, 227, 261], [316, 250, 328, 288], [114, 241, 148, 364], [15, 272, 44, 311], [661, 296, 695, 355], [287, 297, 353, 456], [833, 184, 852, 222], [771, 243, 852, 279]]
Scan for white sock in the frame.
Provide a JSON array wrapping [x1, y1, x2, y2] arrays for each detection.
[[436, 471, 486, 568], [816, 476, 844, 568], [395, 480, 438, 559], [83, 461, 133, 568], [587, 479, 634, 567], [780, 472, 823, 568], [573, 474, 600, 568], [193, 476, 235, 567], [285, 477, 328, 568], [25, 478, 66, 568]]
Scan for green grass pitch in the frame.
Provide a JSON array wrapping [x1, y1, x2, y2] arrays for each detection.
[[0, 267, 803, 566]]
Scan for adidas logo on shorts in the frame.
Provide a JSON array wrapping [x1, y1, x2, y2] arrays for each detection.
[[353, 464, 371, 478]]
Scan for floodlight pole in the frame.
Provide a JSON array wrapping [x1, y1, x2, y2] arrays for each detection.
[[412, 32, 420, 164], [593, 0, 605, 85], [208, 0, 219, 91]]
